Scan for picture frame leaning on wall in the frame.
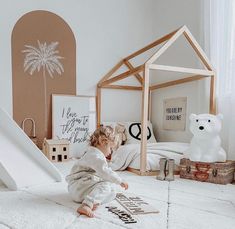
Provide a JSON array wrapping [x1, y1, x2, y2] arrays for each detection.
[[163, 97, 187, 131], [52, 94, 96, 158]]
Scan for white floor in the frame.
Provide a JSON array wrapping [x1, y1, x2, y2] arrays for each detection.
[[0, 161, 235, 229]]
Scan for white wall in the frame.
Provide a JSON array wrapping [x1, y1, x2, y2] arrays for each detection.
[[150, 0, 205, 142], [0, 0, 156, 121], [0, 0, 206, 142]]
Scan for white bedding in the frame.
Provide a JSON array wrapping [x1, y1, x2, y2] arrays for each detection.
[[109, 142, 189, 171]]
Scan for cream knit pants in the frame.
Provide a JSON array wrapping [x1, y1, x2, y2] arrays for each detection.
[[68, 174, 116, 208]]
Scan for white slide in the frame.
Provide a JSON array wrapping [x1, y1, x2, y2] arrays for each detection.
[[0, 108, 62, 190]]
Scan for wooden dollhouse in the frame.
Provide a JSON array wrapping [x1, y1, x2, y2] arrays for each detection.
[[43, 138, 70, 162]]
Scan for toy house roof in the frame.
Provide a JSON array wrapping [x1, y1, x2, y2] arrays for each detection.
[[45, 139, 70, 145]]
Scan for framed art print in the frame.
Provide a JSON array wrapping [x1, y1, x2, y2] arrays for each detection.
[[52, 94, 96, 157]]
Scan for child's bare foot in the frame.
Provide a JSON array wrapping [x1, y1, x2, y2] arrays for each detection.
[[92, 203, 99, 211], [77, 204, 94, 218]]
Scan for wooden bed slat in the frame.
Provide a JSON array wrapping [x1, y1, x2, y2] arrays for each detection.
[[149, 64, 214, 76], [101, 65, 144, 86], [127, 167, 180, 176], [150, 75, 206, 91], [183, 27, 214, 71], [124, 27, 180, 61], [146, 26, 186, 65], [124, 60, 143, 85], [98, 60, 124, 85], [99, 85, 142, 91]]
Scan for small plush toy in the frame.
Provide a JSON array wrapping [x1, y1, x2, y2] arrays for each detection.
[[184, 113, 226, 162], [115, 123, 127, 147]]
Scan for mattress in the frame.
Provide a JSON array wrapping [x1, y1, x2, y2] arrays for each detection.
[[109, 142, 190, 171]]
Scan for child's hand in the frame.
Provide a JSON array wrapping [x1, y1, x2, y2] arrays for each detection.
[[120, 182, 129, 190]]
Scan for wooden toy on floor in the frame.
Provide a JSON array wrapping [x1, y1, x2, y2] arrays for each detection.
[[106, 206, 137, 224], [42, 138, 70, 162], [115, 193, 159, 215]]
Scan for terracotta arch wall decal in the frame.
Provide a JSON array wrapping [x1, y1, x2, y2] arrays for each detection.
[[12, 10, 76, 149]]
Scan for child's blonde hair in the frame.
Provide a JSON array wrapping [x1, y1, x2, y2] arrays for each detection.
[[89, 126, 118, 148]]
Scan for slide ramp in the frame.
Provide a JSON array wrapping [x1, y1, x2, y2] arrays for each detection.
[[0, 108, 62, 190]]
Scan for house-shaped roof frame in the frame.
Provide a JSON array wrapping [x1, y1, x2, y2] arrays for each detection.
[[96, 25, 216, 175]]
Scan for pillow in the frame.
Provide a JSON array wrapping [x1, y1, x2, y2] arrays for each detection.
[[123, 121, 157, 144]]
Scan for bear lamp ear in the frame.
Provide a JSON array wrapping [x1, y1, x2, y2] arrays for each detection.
[[217, 113, 223, 120], [189, 114, 197, 121]]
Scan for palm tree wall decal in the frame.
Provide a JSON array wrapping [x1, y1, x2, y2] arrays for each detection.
[[22, 40, 64, 137]]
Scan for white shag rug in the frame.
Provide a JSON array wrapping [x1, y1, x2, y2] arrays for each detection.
[[0, 161, 235, 229]]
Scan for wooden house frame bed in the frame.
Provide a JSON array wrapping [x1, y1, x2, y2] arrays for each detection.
[[96, 25, 216, 175]]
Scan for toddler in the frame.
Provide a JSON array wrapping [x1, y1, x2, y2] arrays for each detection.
[[66, 126, 128, 217]]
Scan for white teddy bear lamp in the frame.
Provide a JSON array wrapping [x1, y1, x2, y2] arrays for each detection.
[[184, 113, 227, 163]]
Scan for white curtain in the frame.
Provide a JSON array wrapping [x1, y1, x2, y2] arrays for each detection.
[[204, 0, 235, 160]]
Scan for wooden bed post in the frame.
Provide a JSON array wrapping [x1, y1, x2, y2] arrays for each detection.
[[140, 65, 149, 175], [96, 86, 101, 127], [210, 75, 216, 114], [148, 90, 152, 121]]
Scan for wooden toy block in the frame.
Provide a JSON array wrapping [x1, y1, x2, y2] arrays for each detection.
[[115, 193, 159, 215]]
